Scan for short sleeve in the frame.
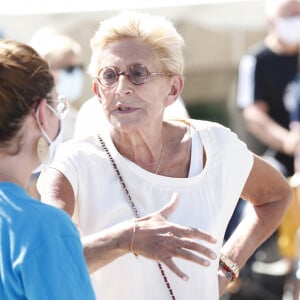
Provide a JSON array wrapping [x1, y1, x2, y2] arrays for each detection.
[[39, 140, 80, 198]]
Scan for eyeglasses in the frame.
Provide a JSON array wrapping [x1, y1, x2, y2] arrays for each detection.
[[46, 95, 70, 119], [96, 64, 173, 87]]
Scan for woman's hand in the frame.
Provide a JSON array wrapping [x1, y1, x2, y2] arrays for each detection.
[[40, 169, 218, 277], [131, 193, 218, 280]]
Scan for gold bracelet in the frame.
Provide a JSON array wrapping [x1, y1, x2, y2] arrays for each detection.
[[130, 219, 139, 259], [219, 254, 239, 282]]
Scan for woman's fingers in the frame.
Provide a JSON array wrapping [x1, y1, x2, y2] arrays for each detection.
[[159, 245, 216, 281], [153, 236, 217, 263], [176, 226, 217, 244], [147, 223, 217, 244], [177, 237, 217, 260], [133, 193, 219, 279], [161, 258, 189, 281]]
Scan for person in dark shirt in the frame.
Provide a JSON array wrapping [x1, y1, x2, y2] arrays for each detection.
[[237, 0, 300, 177]]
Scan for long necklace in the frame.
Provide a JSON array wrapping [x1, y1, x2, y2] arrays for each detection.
[[97, 133, 176, 300]]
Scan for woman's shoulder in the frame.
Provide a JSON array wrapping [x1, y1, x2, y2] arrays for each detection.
[[166, 119, 238, 147], [53, 134, 112, 171], [186, 119, 243, 145], [166, 118, 234, 138], [182, 119, 228, 132]]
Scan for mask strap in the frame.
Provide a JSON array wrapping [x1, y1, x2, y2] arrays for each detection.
[[46, 102, 61, 120], [35, 103, 61, 144]]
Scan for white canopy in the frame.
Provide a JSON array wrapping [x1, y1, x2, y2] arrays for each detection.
[[1, 0, 265, 30]]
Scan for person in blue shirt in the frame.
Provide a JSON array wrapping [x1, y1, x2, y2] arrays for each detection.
[[0, 39, 95, 300]]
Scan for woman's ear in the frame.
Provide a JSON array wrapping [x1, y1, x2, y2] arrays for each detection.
[[166, 75, 184, 105], [35, 99, 48, 128], [93, 81, 102, 103]]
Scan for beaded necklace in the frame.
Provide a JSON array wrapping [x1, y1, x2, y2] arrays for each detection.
[[97, 133, 176, 300]]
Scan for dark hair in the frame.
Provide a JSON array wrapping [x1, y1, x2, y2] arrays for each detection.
[[0, 39, 54, 144]]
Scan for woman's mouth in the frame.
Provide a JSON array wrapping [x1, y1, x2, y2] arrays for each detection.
[[118, 107, 131, 111], [115, 104, 138, 113]]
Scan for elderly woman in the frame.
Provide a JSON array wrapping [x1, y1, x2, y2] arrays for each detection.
[[0, 40, 95, 299], [38, 11, 291, 300]]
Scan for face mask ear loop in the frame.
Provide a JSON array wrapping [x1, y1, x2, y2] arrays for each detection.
[[46, 104, 63, 137], [35, 103, 53, 144]]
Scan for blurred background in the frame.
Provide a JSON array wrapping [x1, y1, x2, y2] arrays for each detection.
[[2, 1, 297, 299], [0, 0, 266, 150]]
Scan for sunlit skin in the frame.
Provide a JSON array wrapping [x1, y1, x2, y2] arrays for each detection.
[[93, 38, 184, 169], [95, 38, 172, 132]]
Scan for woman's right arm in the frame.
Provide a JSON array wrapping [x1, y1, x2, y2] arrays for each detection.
[[39, 167, 132, 273], [39, 168, 218, 279]]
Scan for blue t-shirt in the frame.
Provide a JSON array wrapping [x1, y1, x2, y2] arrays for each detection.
[[0, 182, 95, 300]]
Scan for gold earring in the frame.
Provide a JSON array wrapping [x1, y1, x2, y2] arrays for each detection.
[[37, 136, 49, 163]]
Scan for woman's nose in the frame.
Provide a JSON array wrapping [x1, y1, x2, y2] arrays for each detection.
[[115, 74, 133, 95]]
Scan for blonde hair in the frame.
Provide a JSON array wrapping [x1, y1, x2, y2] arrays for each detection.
[[89, 11, 185, 77]]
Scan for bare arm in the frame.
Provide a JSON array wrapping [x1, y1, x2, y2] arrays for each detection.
[[243, 102, 300, 155], [219, 154, 292, 294], [39, 168, 218, 280], [39, 168, 131, 272]]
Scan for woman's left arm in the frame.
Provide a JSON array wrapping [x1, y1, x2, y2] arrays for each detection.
[[219, 154, 292, 295]]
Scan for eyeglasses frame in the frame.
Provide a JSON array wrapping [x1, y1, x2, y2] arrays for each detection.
[[96, 64, 174, 88]]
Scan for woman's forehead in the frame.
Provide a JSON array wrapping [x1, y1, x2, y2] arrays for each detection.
[[99, 38, 159, 68]]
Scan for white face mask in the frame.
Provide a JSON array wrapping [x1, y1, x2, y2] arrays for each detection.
[[276, 16, 300, 44], [56, 67, 84, 102], [32, 103, 63, 174]]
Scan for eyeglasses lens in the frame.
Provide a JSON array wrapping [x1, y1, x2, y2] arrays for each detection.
[[129, 65, 147, 85], [100, 65, 149, 86], [102, 68, 118, 86]]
